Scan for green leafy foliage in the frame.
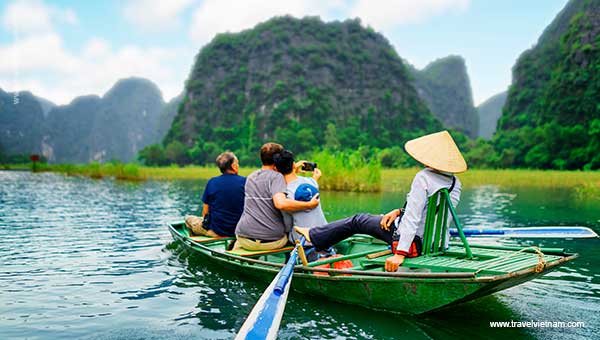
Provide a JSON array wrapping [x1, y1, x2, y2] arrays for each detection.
[[495, 0, 600, 170], [310, 149, 381, 192]]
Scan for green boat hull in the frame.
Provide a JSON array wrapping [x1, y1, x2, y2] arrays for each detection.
[[168, 222, 577, 314]]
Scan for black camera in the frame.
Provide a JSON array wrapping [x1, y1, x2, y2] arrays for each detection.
[[301, 162, 317, 171]]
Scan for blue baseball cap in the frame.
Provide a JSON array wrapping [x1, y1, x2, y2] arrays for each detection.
[[294, 183, 319, 202]]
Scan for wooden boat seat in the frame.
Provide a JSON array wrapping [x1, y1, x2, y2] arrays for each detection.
[[174, 221, 234, 244], [189, 235, 234, 243], [225, 246, 295, 257], [359, 246, 564, 275]]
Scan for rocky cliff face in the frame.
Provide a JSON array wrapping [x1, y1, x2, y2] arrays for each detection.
[[44, 77, 166, 163], [1, 78, 175, 163], [0, 89, 45, 156], [35, 96, 56, 117], [495, 0, 600, 169], [165, 16, 442, 163], [157, 93, 183, 142], [408, 56, 479, 138], [477, 91, 507, 139], [43, 95, 103, 163]]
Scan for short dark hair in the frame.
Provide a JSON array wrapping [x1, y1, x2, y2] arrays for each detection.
[[216, 151, 237, 173], [274, 150, 294, 175], [260, 142, 283, 165]]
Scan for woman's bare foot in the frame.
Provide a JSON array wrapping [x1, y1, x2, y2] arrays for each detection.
[[293, 226, 312, 243]]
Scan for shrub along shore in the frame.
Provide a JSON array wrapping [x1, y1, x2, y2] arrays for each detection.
[[3, 162, 599, 198]]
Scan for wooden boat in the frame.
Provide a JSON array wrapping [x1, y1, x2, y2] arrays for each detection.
[[168, 189, 578, 314]]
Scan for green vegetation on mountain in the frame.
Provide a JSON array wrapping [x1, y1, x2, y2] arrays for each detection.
[[155, 16, 442, 166], [408, 56, 479, 138], [477, 91, 507, 139], [494, 0, 600, 170]]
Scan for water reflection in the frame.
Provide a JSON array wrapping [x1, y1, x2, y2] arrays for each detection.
[[461, 185, 516, 228], [0, 171, 598, 339]]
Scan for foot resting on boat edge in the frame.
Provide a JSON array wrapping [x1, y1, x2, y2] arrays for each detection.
[[294, 226, 311, 243]]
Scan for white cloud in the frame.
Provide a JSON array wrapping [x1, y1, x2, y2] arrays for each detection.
[[0, 33, 80, 74], [188, 0, 470, 45], [0, 1, 188, 104], [123, 0, 195, 32], [350, 0, 470, 30], [0, 33, 190, 104], [2, 0, 52, 34], [189, 0, 347, 45], [2, 0, 78, 34]]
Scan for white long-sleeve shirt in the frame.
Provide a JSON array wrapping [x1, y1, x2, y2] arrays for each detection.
[[394, 168, 461, 254]]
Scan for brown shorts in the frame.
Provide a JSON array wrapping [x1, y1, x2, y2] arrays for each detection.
[[184, 215, 219, 237], [234, 235, 289, 251]]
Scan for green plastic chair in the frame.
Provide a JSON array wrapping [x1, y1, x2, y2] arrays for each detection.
[[422, 188, 473, 259]]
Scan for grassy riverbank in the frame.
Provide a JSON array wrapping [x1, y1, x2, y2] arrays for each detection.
[[382, 168, 600, 198], [1, 163, 31, 170], [34, 162, 145, 180], [7, 162, 598, 197], [29, 158, 382, 192]]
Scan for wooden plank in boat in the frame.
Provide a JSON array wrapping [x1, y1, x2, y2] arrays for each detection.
[[226, 247, 294, 257]]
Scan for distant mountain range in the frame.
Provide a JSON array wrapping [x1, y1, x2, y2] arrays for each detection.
[[7, 2, 593, 170], [0, 78, 181, 163], [477, 91, 507, 139], [0, 89, 46, 157], [407, 55, 479, 138]]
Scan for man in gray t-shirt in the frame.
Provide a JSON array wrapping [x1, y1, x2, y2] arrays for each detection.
[[236, 169, 288, 241], [234, 143, 320, 251]]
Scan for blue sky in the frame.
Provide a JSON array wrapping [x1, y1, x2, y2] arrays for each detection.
[[0, 0, 569, 105]]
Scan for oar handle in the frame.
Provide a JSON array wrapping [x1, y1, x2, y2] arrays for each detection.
[[273, 237, 305, 296]]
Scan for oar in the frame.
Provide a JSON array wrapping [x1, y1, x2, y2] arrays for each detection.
[[235, 237, 305, 340], [451, 226, 598, 238]]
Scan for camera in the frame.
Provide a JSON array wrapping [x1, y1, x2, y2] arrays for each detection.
[[301, 162, 317, 171]]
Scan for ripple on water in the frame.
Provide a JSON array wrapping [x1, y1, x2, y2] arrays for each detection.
[[1, 171, 599, 340]]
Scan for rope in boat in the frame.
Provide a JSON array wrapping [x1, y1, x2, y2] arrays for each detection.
[[474, 246, 547, 275]]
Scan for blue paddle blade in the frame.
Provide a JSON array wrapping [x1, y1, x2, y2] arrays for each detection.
[[451, 226, 598, 238], [235, 266, 293, 340], [236, 237, 305, 340]]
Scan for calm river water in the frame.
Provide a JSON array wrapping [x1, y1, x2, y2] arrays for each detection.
[[1, 171, 598, 339]]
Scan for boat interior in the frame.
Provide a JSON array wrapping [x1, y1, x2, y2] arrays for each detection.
[[170, 221, 570, 277]]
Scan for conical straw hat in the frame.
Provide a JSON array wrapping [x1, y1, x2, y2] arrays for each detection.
[[404, 131, 467, 174]]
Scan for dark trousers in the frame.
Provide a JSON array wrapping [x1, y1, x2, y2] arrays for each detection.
[[309, 213, 393, 251]]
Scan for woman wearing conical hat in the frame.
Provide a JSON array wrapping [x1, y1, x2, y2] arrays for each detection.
[[295, 131, 467, 272]]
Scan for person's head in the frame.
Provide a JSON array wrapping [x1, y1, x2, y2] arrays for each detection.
[[273, 150, 295, 175], [216, 151, 239, 174], [260, 142, 283, 166]]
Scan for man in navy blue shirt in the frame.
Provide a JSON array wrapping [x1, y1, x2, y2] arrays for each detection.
[[185, 152, 246, 237]]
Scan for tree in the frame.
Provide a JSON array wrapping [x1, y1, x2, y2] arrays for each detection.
[[138, 144, 167, 166], [165, 141, 188, 165], [324, 123, 340, 150]]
